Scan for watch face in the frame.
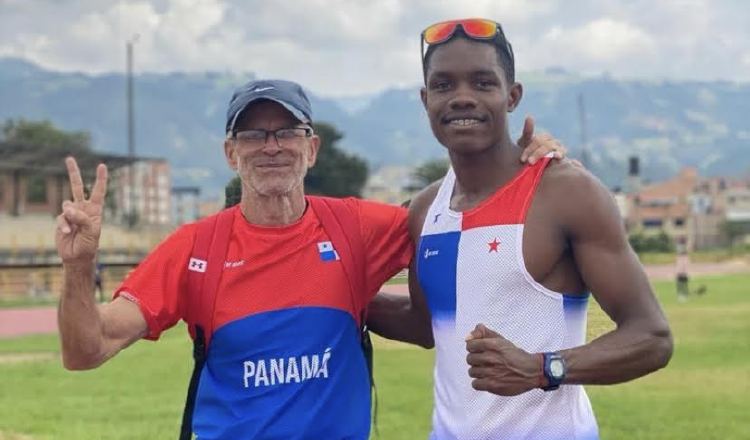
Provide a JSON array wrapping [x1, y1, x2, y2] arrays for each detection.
[[550, 359, 565, 378]]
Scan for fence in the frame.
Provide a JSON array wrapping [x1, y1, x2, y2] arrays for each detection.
[[1, 264, 411, 300], [0, 262, 138, 300]]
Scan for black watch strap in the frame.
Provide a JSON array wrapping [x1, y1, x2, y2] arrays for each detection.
[[542, 352, 565, 391]]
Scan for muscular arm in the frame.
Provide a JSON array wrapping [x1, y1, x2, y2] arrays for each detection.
[[55, 157, 147, 371], [366, 260, 433, 348], [558, 168, 673, 384], [59, 264, 146, 370], [465, 166, 672, 396], [366, 183, 439, 349]]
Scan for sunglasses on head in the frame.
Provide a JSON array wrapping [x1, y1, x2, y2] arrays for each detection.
[[420, 18, 514, 71]]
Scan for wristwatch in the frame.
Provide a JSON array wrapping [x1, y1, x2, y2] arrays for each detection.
[[542, 352, 566, 391]]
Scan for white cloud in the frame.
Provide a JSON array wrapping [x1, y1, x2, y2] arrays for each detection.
[[0, 0, 748, 96], [409, 0, 556, 24], [565, 19, 654, 60], [526, 18, 657, 77]]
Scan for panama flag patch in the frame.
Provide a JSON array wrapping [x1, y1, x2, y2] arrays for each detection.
[[317, 241, 340, 262]]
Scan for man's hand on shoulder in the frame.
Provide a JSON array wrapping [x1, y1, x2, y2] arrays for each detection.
[[517, 116, 568, 165]]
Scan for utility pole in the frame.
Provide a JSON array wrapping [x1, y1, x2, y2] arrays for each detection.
[[126, 35, 139, 227], [578, 92, 590, 170]]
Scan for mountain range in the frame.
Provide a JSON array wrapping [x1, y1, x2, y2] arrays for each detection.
[[1, 57, 748, 195]]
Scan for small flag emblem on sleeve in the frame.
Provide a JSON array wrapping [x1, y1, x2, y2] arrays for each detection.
[[317, 241, 340, 262]]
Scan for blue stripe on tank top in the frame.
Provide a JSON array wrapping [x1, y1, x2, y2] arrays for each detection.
[[562, 292, 590, 311], [417, 231, 461, 322]]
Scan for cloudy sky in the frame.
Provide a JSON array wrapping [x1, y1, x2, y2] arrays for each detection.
[[1, 0, 748, 97]]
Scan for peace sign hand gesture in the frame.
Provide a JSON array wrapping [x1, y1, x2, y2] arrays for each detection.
[[55, 157, 108, 267]]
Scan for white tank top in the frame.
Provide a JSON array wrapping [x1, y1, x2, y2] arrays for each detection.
[[417, 158, 599, 440]]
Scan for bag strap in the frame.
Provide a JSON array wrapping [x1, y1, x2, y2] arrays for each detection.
[[179, 325, 205, 440], [308, 196, 366, 324], [308, 196, 378, 432], [183, 207, 234, 347], [179, 207, 235, 440]]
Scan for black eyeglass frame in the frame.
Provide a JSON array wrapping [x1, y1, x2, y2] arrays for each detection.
[[229, 126, 314, 145]]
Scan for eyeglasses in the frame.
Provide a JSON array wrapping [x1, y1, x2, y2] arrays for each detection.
[[231, 126, 313, 146], [420, 18, 514, 71]]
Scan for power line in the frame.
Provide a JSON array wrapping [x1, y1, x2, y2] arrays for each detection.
[[578, 92, 590, 169]]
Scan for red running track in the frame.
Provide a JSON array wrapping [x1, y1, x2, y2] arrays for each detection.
[[0, 307, 58, 338], [0, 284, 410, 339]]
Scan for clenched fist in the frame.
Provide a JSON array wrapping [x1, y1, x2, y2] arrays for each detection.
[[465, 324, 543, 396]]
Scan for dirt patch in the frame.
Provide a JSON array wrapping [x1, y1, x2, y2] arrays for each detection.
[[644, 259, 750, 281], [0, 352, 57, 365], [0, 431, 35, 440]]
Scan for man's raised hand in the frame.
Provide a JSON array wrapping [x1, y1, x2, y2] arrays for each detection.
[[55, 157, 108, 266], [517, 116, 568, 165]]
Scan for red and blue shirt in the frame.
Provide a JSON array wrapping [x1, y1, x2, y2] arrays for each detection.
[[115, 198, 412, 439]]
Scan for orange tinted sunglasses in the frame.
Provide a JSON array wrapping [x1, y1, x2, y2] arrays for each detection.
[[420, 18, 514, 69], [422, 18, 499, 44]]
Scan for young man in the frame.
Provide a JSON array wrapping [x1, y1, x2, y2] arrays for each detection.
[[369, 19, 673, 440], [55, 78, 561, 439]]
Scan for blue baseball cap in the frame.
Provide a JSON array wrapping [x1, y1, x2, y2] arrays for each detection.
[[225, 79, 313, 136]]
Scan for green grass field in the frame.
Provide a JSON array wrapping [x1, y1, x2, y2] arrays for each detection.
[[0, 274, 748, 439]]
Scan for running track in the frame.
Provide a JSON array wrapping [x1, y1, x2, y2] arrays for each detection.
[[0, 285, 410, 339], [0, 306, 58, 338], [2, 260, 748, 339]]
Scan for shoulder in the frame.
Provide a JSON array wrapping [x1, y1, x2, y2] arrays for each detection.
[[326, 197, 408, 237], [157, 208, 235, 251], [142, 223, 198, 262], [407, 179, 442, 239], [124, 220, 200, 279], [177, 207, 236, 239], [540, 160, 602, 191], [538, 161, 623, 238], [540, 160, 614, 207], [337, 196, 407, 220], [166, 222, 199, 244]]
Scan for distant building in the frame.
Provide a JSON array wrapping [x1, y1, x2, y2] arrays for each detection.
[[690, 177, 728, 249], [0, 166, 71, 217], [723, 182, 750, 246], [364, 165, 416, 205], [110, 159, 172, 225], [171, 186, 201, 225], [625, 166, 750, 250], [0, 142, 129, 218], [725, 182, 750, 221], [627, 168, 696, 248], [0, 141, 172, 226]]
